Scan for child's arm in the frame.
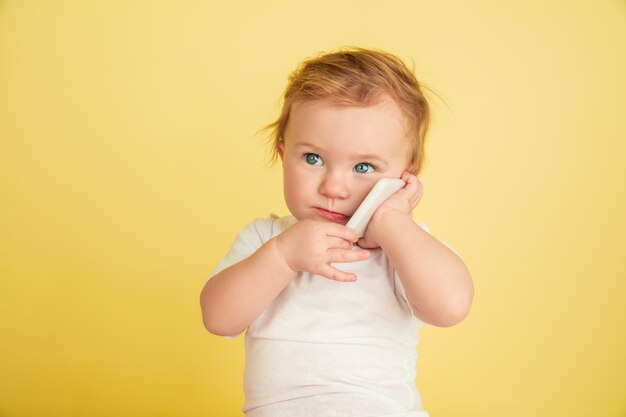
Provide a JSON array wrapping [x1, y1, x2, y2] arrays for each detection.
[[361, 173, 474, 327], [200, 220, 369, 336]]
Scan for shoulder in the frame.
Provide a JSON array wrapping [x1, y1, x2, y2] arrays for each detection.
[[241, 214, 296, 243], [209, 214, 295, 279]]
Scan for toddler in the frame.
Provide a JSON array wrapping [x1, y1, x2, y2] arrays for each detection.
[[200, 47, 473, 417]]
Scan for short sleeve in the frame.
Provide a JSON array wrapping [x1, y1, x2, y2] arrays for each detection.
[[209, 215, 280, 280], [206, 215, 286, 339], [418, 222, 459, 255]]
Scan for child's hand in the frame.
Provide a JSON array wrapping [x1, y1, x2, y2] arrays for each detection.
[[275, 220, 370, 282], [358, 172, 423, 249]]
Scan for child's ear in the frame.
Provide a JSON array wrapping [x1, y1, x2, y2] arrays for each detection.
[[277, 140, 285, 160]]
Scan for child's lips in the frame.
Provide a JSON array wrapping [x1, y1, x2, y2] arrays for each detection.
[[315, 207, 349, 222]]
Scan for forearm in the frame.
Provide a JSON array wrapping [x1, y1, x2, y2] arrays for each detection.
[[200, 238, 296, 336], [374, 211, 473, 327]]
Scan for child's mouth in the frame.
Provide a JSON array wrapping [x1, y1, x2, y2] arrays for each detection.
[[315, 208, 349, 222]]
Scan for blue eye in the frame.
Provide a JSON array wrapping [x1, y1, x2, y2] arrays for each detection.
[[305, 153, 323, 165], [354, 162, 375, 174]]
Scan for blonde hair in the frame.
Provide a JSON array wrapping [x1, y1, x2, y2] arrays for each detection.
[[265, 47, 431, 175]]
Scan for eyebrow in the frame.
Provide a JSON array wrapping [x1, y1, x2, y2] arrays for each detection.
[[356, 154, 389, 166], [293, 142, 389, 166]]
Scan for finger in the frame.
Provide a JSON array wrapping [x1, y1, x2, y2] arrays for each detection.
[[409, 178, 423, 205], [400, 171, 418, 184], [324, 223, 359, 243], [327, 248, 370, 263], [327, 236, 353, 249], [400, 172, 419, 192], [356, 237, 379, 249], [318, 264, 357, 282], [413, 180, 424, 204], [399, 173, 423, 205]]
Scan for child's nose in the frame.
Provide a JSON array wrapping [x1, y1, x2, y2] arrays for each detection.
[[319, 172, 350, 199]]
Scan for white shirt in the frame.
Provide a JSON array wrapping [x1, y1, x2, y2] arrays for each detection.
[[211, 215, 430, 417]]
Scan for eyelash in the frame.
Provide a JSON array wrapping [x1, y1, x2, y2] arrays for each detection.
[[304, 153, 323, 165], [303, 153, 376, 173], [354, 162, 376, 174]]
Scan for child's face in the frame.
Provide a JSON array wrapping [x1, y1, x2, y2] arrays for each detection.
[[279, 95, 411, 224]]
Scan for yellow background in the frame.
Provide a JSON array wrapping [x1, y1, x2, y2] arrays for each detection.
[[1, 1, 625, 416]]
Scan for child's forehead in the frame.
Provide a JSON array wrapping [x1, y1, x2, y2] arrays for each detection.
[[291, 93, 401, 114], [284, 95, 412, 161], [288, 95, 410, 133]]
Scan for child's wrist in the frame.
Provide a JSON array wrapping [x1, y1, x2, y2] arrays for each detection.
[[369, 208, 413, 244], [269, 236, 299, 277]]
